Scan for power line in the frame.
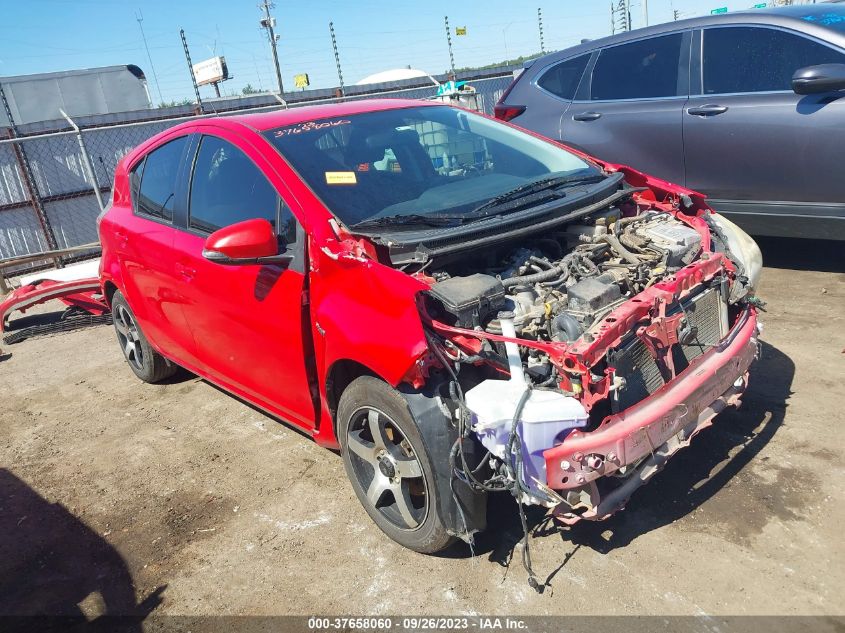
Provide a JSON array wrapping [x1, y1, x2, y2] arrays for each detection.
[[135, 9, 164, 105]]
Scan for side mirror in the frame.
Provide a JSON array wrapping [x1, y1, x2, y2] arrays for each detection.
[[201, 218, 292, 266], [792, 63, 845, 95]]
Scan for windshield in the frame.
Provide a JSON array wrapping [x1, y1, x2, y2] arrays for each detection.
[[263, 105, 601, 228]]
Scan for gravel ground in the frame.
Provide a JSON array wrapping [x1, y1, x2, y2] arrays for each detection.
[[1, 237, 843, 619]]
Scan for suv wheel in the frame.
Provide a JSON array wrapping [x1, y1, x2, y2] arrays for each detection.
[[111, 290, 177, 383], [338, 376, 455, 553]]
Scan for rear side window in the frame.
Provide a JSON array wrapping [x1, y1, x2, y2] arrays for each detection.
[[133, 136, 188, 221], [591, 33, 684, 100], [703, 26, 845, 94], [537, 54, 590, 100], [189, 135, 297, 244]]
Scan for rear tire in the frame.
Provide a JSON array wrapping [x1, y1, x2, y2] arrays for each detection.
[[111, 290, 177, 383], [338, 376, 456, 554]]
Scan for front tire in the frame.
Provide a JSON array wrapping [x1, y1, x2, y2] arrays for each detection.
[[337, 376, 455, 553], [111, 290, 177, 383]]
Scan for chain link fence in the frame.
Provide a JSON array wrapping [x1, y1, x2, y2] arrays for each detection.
[[0, 72, 515, 279]]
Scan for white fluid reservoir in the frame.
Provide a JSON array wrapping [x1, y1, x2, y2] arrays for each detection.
[[464, 316, 588, 498]]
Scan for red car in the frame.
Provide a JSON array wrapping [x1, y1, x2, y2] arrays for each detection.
[[98, 99, 762, 556]]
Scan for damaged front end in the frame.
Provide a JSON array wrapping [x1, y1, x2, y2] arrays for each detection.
[[411, 196, 762, 525]]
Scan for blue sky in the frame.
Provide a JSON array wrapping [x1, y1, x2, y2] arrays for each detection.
[[1, 0, 768, 103]]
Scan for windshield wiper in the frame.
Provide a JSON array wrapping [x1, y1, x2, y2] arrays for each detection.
[[469, 173, 605, 215], [351, 213, 463, 230], [351, 172, 607, 231]]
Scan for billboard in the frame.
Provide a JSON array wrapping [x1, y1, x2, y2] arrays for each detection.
[[192, 56, 229, 87]]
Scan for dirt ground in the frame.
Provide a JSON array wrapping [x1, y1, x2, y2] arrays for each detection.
[[1, 237, 843, 619]]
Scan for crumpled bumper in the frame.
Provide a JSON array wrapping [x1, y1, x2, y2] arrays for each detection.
[[544, 306, 759, 523], [0, 278, 105, 333]]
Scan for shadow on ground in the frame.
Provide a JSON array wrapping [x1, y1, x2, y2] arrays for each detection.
[[4, 308, 79, 332], [458, 341, 793, 591], [0, 469, 164, 631], [756, 237, 844, 273]]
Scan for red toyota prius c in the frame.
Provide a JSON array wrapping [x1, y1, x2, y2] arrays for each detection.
[[98, 99, 762, 557]]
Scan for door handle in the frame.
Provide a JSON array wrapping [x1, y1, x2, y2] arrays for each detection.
[[687, 104, 728, 116], [572, 111, 602, 122], [175, 262, 196, 281]]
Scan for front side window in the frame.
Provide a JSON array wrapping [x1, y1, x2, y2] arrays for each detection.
[[537, 54, 590, 100], [134, 136, 188, 220], [189, 136, 296, 244], [591, 33, 684, 100], [263, 106, 601, 227], [703, 26, 845, 94]]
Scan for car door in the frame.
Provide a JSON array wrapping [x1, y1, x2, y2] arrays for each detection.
[[171, 128, 316, 428], [119, 134, 198, 363], [683, 25, 845, 237], [561, 31, 690, 186]]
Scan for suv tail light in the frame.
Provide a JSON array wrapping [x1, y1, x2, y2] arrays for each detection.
[[494, 72, 526, 122], [494, 104, 526, 122]]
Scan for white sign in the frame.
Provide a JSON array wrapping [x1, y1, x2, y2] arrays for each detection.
[[192, 56, 229, 87]]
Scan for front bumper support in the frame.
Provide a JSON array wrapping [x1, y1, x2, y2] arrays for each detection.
[[545, 307, 759, 522]]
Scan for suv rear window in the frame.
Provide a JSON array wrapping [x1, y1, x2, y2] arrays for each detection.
[[133, 136, 188, 221], [591, 33, 684, 100], [537, 54, 590, 100], [703, 26, 845, 94]]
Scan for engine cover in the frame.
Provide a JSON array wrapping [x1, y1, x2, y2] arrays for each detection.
[[635, 214, 702, 267]]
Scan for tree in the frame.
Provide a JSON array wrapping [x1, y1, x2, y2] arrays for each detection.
[[157, 98, 193, 108], [452, 53, 546, 74], [242, 84, 260, 95]]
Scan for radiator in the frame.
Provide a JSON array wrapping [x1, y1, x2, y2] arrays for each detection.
[[610, 285, 728, 413]]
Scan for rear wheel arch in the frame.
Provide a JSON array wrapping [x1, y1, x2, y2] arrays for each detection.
[[103, 280, 119, 307]]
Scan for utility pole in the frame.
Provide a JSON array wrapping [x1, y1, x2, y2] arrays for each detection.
[[642, 0, 649, 27], [180, 29, 203, 112], [673, 9, 681, 20], [329, 22, 345, 97], [259, 0, 284, 94], [444, 16, 456, 76], [537, 8, 545, 54], [135, 10, 164, 105], [612, 0, 631, 34]]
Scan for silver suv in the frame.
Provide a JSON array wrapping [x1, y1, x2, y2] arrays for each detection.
[[495, 5, 845, 240]]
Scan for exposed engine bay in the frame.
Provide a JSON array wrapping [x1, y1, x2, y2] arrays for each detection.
[[426, 208, 706, 343], [418, 203, 761, 526]]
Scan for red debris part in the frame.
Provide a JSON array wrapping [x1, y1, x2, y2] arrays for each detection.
[[0, 278, 107, 333]]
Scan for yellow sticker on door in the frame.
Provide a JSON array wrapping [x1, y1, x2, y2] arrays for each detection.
[[325, 171, 357, 185]]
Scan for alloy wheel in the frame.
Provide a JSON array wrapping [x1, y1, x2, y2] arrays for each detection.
[[345, 407, 428, 530], [113, 304, 144, 371]]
